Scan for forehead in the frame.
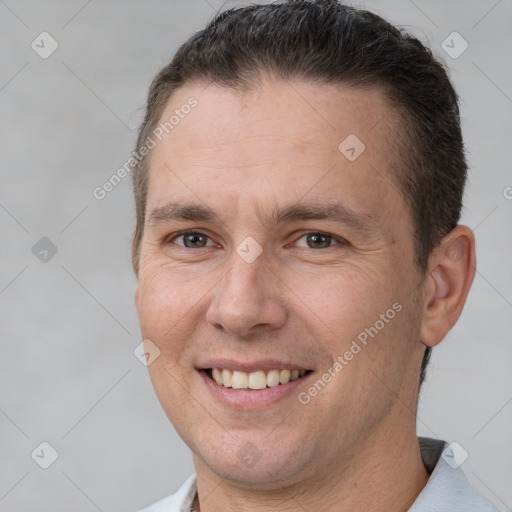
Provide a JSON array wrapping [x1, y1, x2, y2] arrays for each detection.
[[146, 78, 407, 228], [154, 78, 397, 161]]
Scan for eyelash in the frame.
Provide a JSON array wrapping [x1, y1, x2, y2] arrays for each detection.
[[166, 229, 347, 250]]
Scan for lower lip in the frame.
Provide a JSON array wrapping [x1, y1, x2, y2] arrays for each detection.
[[198, 370, 313, 410]]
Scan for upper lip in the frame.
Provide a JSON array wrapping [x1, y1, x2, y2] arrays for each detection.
[[197, 358, 313, 373]]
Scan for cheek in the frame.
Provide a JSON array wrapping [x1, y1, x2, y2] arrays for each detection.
[[281, 263, 394, 341], [293, 265, 414, 389], [136, 266, 203, 350]]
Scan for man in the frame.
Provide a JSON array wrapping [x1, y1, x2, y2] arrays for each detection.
[[132, 1, 498, 510]]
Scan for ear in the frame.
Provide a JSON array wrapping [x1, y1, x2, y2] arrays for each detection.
[[135, 283, 141, 311], [419, 225, 476, 347]]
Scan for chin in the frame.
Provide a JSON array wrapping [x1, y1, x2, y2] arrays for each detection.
[[192, 436, 314, 489]]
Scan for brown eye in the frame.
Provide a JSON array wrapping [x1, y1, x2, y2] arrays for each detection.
[[308, 233, 332, 249], [170, 231, 213, 248], [295, 232, 340, 249]]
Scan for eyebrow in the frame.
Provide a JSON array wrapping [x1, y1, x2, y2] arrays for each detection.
[[147, 200, 377, 235]]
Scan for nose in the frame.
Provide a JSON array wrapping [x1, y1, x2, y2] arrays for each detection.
[[205, 252, 288, 339]]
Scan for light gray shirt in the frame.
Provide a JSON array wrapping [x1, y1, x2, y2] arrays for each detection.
[[139, 437, 499, 511]]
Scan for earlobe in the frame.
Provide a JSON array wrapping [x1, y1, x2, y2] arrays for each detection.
[[419, 225, 476, 347]]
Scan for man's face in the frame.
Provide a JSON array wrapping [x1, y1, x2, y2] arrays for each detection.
[[135, 79, 427, 487]]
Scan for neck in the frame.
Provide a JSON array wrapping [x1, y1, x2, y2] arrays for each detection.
[[192, 420, 430, 512]]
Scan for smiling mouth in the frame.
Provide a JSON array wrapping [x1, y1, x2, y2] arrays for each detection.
[[204, 368, 313, 390]]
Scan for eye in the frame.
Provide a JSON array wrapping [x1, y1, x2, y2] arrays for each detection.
[[166, 230, 346, 250], [294, 232, 344, 249], [169, 231, 216, 249]]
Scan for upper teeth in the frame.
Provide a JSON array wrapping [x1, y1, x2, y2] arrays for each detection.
[[211, 368, 307, 389]]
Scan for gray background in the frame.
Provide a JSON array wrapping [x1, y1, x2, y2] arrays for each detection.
[[0, 0, 511, 510]]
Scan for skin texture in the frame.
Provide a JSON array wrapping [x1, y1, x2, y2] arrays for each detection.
[[135, 78, 476, 512]]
